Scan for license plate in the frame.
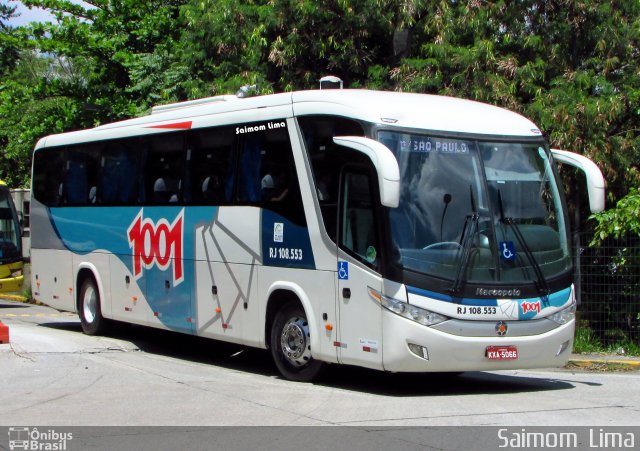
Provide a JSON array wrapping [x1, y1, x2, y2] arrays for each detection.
[[486, 345, 518, 360]]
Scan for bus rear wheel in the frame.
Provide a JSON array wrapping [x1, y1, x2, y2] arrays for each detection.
[[270, 302, 324, 382], [79, 277, 108, 335]]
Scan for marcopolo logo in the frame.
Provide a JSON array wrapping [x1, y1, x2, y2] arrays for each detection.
[[8, 427, 72, 451], [475, 288, 521, 297], [127, 209, 184, 285]]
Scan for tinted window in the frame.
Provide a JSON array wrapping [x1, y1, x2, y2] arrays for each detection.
[[187, 126, 235, 204], [142, 133, 185, 204], [66, 145, 100, 205], [236, 121, 306, 225], [101, 139, 139, 205], [340, 170, 379, 269], [299, 116, 365, 241], [33, 148, 65, 206]]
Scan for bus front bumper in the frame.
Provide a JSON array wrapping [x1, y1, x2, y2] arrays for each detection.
[[382, 310, 574, 373]]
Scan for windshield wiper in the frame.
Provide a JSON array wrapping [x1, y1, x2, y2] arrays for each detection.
[[449, 212, 479, 296], [449, 186, 479, 297], [497, 190, 550, 302]]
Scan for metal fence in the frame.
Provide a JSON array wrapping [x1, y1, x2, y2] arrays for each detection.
[[577, 233, 640, 346]]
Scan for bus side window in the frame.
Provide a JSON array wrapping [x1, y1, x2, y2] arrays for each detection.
[[101, 141, 138, 205], [143, 133, 185, 205], [66, 145, 100, 205], [236, 123, 306, 226], [187, 126, 234, 204], [298, 115, 365, 241], [339, 169, 379, 268], [237, 133, 262, 203], [66, 157, 87, 205], [33, 148, 65, 207]]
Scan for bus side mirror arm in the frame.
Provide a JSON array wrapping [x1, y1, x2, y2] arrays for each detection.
[[551, 149, 605, 213], [333, 136, 400, 208]]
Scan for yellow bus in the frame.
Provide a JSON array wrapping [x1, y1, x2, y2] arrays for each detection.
[[0, 180, 24, 292]]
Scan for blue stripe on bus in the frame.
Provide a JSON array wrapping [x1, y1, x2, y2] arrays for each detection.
[[48, 206, 315, 332], [407, 285, 572, 311]]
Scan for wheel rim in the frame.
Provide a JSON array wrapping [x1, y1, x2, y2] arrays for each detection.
[[279, 316, 311, 367], [83, 285, 97, 324]]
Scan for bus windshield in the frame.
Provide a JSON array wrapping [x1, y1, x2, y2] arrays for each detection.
[[0, 186, 21, 262], [379, 131, 571, 286]]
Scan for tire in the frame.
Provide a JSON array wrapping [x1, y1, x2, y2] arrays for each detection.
[[79, 277, 108, 335], [270, 302, 324, 382]]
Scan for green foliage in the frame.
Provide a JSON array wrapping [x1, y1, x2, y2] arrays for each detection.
[[0, 0, 639, 228], [1, 0, 187, 186], [590, 189, 640, 244], [0, 3, 20, 75], [177, 0, 406, 93], [574, 324, 640, 356], [581, 207, 640, 348], [573, 323, 604, 354]]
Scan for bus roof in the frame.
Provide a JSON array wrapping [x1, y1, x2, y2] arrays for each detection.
[[36, 90, 541, 149]]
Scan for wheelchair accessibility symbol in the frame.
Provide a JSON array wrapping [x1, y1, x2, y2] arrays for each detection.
[[500, 241, 516, 261], [338, 261, 349, 280]]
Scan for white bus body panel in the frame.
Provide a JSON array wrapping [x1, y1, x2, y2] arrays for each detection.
[[31, 249, 75, 312], [336, 255, 384, 370], [194, 207, 261, 344], [108, 254, 151, 325], [292, 90, 541, 137]]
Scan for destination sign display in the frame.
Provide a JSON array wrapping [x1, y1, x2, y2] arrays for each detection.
[[398, 137, 472, 154]]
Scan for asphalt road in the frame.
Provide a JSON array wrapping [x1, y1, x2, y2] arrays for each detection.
[[1, 299, 639, 430]]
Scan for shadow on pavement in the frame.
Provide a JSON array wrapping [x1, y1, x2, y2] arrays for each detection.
[[0, 301, 29, 309], [37, 319, 580, 396]]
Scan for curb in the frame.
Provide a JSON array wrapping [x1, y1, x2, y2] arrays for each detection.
[[0, 294, 29, 302], [567, 358, 640, 371]]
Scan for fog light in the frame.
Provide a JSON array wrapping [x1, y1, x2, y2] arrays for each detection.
[[408, 343, 429, 360], [556, 340, 571, 357]]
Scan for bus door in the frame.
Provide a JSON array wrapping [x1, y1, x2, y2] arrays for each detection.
[[336, 168, 384, 370]]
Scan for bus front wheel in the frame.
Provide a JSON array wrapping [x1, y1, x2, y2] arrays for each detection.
[[79, 277, 108, 336], [270, 302, 324, 382]]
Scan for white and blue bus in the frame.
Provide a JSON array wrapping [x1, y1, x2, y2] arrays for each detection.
[[30, 88, 604, 381]]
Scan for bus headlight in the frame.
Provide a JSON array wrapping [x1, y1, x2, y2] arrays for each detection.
[[548, 302, 576, 325], [368, 287, 448, 326]]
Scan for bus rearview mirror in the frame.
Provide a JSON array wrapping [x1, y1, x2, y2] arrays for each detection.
[[551, 149, 605, 213], [333, 136, 400, 208]]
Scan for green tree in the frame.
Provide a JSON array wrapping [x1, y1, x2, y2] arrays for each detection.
[[0, 1, 187, 186], [387, 1, 640, 205], [22, 0, 188, 117], [177, 0, 411, 93], [0, 3, 21, 75], [591, 189, 640, 243], [2, 0, 639, 217]]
